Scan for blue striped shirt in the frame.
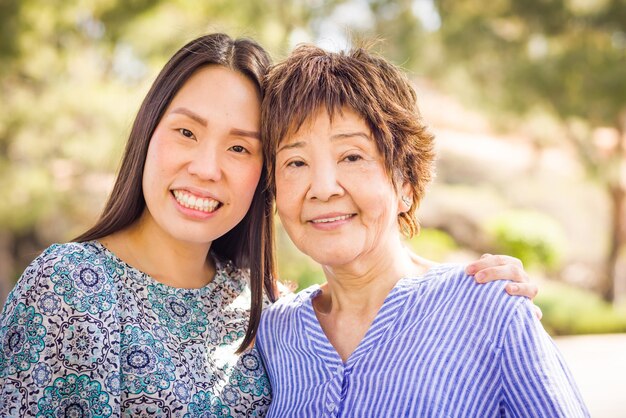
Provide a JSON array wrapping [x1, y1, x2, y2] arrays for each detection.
[[256, 264, 589, 417]]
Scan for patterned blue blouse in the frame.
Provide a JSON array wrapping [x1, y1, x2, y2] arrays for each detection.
[[0, 241, 271, 417]]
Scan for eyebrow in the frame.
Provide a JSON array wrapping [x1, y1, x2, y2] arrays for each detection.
[[170, 107, 260, 140], [331, 131, 372, 141], [170, 107, 207, 126], [230, 128, 261, 140], [277, 131, 371, 154], [277, 141, 306, 153]]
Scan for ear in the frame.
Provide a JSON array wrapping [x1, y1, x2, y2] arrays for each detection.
[[397, 182, 413, 214]]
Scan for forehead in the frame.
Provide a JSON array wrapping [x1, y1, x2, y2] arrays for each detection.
[[281, 107, 370, 144], [171, 65, 261, 122]]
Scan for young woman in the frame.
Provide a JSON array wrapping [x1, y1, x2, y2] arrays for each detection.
[[0, 33, 274, 417], [0, 34, 538, 416]]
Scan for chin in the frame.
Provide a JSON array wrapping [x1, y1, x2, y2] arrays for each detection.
[[170, 228, 225, 247]]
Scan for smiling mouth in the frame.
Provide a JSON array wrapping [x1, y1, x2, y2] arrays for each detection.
[[172, 190, 222, 213], [310, 214, 355, 224]]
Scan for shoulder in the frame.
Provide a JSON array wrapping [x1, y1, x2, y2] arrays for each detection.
[[41, 241, 105, 262], [210, 255, 255, 308], [20, 241, 100, 272], [30, 241, 114, 279], [4, 243, 85, 308], [263, 284, 318, 315], [419, 262, 518, 303], [4, 241, 120, 318], [257, 285, 318, 343], [213, 254, 260, 294], [416, 263, 527, 335]]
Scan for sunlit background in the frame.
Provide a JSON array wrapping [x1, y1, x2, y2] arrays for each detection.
[[1, 0, 625, 415]]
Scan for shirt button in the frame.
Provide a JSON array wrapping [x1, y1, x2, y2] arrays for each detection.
[[328, 402, 336, 411], [336, 365, 344, 374]]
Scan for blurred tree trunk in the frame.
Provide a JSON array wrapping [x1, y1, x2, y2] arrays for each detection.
[[605, 184, 625, 301], [566, 121, 626, 303], [605, 117, 626, 302]]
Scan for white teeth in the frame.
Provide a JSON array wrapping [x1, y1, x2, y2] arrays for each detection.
[[311, 214, 353, 223], [173, 190, 220, 213]]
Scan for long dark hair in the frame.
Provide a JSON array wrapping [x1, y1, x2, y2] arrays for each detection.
[[75, 33, 277, 352]]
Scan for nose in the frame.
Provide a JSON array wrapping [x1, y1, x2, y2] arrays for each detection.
[[306, 161, 344, 201], [187, 142, 223, 181]]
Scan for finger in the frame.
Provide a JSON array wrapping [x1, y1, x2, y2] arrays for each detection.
[[473, 264, 529, 284], [505, 282, 539, 299], [534, 304, 543, 320], [465, 254, 523, 275]]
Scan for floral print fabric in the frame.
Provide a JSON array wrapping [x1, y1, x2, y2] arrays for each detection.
[[0, 241, 271, 417]]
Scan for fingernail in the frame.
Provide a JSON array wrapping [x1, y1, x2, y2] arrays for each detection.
[[466, 266, 476, 274], [475, 272, 484, 282], [508, 284, 519, 292]]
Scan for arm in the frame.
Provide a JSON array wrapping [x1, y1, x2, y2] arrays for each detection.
[[0, 246, 115, 417], [499, 300, 590, 417]]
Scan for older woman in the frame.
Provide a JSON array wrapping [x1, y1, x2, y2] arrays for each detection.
[[256, 46, 589, 417]]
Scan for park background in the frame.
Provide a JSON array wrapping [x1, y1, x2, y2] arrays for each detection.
[[0, 0, 624, 415]]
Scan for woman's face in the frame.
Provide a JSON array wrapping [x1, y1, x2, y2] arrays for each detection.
[[274, 107, 407, 268], [141, 65, 263, 247]]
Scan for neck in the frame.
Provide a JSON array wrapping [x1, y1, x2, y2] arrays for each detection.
[[316, 236, 425, 316], [101, 212, 215, 289], [312, 234, 430, 362]]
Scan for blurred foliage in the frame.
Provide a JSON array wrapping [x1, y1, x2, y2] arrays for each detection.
[[433, 0, 626, 127], [429, 0, 626, 301], [485, 210, 567, 271], [537, 280, 626, 335], [406, 227, 459, 262]]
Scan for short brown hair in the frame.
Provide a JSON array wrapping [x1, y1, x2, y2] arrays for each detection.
[[262, 44, 435, 236]]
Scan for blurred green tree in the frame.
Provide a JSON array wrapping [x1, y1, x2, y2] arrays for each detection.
[[486, 210, 567, 271], [429, 0, 626, 301]]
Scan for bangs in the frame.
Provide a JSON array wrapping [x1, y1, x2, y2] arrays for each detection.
[[265, 48, 385, 147]]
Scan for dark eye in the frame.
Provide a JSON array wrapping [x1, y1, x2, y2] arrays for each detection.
[[287, 160, 306, 168], [344, 154, 362, 162], [179, 128, 195, 139], [230, 145, 249, 154]]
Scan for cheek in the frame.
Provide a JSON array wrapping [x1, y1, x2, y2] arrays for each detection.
[[142, 142, 164, 194], [144, 134, 176, 175], [275, 193, 291, 223], [353, 182, 398, 227], [237, 161, 264, 200], [275, 176, 299, 221]]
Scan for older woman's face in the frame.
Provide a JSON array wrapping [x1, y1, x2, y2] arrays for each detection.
[[274, 107, 406, 267]]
